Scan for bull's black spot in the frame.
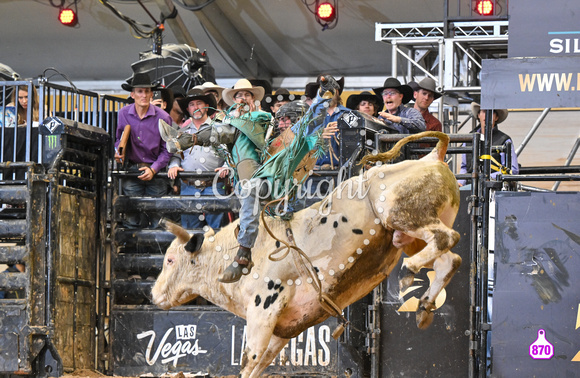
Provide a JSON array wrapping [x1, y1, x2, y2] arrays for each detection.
[[255, 295, 261, 306], [190, 259, 195, 265], [314, 267, 319, 273], [263, 293, 279, 309], [342, 216, 348, 223], [321, 217, 327, 224], [333, 221, 339, 228], [274, 283, 281, 290], [252, 354, 257, 360], [268, 280, 274, 290], [275, 241, 281, 248], [278, 285, 284, 292], [352, 229, 363, 235]]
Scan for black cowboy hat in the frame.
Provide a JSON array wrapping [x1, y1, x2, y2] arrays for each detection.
[[373, 77, 414, 104], [263, 88, 297, 113], [346, 91, 384, 115], [178, 88, 217, 117], [412, 77, 443, 100], [121, 72, 162, 91]]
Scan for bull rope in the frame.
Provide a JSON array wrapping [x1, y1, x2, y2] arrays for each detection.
[[259, 198, 350, 338]]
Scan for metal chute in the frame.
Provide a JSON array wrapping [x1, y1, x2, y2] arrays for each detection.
[[130, 44, 215, 93]]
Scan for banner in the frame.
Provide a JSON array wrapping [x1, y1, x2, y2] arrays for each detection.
[[509, 0, 580, 58], [481, 56, 580, 109]]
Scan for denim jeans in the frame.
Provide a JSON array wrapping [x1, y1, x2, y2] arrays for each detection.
[[236, 178, 269, 249], [180, 183, 227, 230], [121, 167, 169, 228]]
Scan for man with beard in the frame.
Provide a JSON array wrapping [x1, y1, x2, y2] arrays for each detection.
[[374, 77, 425, 134], [167, 89, 229, 229]]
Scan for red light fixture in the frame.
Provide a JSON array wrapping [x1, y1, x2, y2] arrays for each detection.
[[59, 8, 78, 26], [316, 2, 336, 23], [475, 0, 494, 16]]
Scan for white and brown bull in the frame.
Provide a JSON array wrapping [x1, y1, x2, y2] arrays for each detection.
[[152, 131, 461, 378]]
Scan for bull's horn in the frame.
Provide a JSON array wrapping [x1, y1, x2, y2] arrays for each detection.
[[160, 217, 190, 244]]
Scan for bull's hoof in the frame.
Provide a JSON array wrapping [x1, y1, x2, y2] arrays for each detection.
[[398, 265, 416, 292], [416, 305, 434, 329]]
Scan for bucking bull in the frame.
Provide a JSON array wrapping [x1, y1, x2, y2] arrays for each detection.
[[151, 131, 461, 378]]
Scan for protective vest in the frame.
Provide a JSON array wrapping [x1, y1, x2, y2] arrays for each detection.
[[465, 126, 511, 174]]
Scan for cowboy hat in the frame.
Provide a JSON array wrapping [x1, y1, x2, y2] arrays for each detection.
[[303, 82, 319, 100], [263, 88, 296, 112], [222, 79, 265, 106], [178, 88, 217, 117], [121, 72, 161, 91], [373, 77, 414, 104], [303, 76, 345, 99], [471, 102, 508, 124], [346, 91, 384, 116], [193, 81, 225, 98], [412, 77, 443, 100]]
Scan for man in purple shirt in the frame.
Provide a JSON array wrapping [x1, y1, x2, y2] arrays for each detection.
[[114, 72, 173, 228]]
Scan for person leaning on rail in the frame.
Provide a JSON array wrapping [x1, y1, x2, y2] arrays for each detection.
[[457, 102, 519, 188], [114, 72, 173, 228], [374, 77, 426, 134]]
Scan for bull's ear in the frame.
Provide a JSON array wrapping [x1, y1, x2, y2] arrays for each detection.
[[184, 233, 204, 253]]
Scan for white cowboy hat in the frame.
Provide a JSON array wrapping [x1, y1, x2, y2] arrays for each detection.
[[194, 81, 225, 97], [222, 79, 265, 106]]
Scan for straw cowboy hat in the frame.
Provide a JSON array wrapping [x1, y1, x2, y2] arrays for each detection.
[[411, 77, 443, 99], [177, 88, 217, 117], [222, 79, 265, 106], [373, 77, 414, 104], [121, 72, 161, 91], [346, 91, 384, 115], [471, 102, 509, 124], [194, 81, 225, 98]]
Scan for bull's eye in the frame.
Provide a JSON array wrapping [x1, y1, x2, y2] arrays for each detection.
[[167, 258, 174, 265]]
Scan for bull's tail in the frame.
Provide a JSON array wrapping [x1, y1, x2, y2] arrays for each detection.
[[359, 131, 449, 165]]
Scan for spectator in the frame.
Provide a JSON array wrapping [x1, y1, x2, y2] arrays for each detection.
[[346, 91, 383, 117], [194, 81, 226, 117], [10, 85, 39, 125], [274, 100, 309, 135], [408, 77, 443, 132], [302, 82, 318, 106], [374, 78, 426, 134], [151, 87, 174, 112], [114, 72, 173, 228], [458, 102, 519, 187], [263, 88, 295, 115], [167, 89, 228, 229], [311, 76, 350, 170], [169, 90, 186, 127]]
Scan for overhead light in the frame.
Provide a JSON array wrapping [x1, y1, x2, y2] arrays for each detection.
[[474, 0, 494, 16], [59, 8, 78, 26], [316, 2, 336, 23]]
